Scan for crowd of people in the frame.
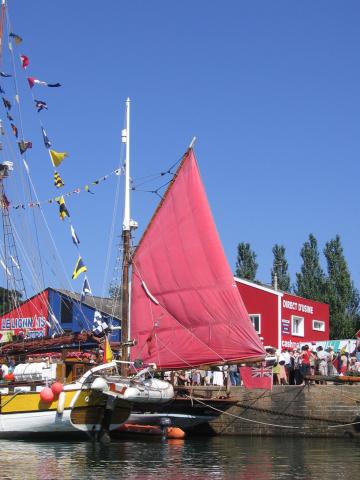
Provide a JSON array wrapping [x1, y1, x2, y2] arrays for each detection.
[[271, 344, 360, 385], [164, 343, 360, 387]]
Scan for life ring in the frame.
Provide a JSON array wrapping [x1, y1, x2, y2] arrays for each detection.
[[57, 391, 65, 414]]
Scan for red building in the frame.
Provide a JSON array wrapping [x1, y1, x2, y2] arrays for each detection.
[[235, 278, 329, 350]]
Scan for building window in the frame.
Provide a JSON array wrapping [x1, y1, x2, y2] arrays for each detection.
[[249, 314, 261, 334], [292, 315, 304, 336], [313, 320, 325, 332], [61, 297, 73, 324]]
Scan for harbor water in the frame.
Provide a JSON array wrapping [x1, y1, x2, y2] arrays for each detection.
[[1, 435, 359, 480]]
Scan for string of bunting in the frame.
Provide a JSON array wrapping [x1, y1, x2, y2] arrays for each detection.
[[3, 28, 92, 289], [0, 21, 111, 334], [9, 167, 122, 210]]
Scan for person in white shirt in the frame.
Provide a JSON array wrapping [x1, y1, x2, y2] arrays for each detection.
[[316, 346, 330, 382]]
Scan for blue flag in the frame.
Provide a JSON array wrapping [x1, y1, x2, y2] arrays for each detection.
[[81, 276, 92, 302]]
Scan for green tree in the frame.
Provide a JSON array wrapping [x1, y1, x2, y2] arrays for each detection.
[[0, 287, 22, 315], [294, 234, 326, 302], [235, 242, 258, 281], [271, 244, 290, 291], [323, 235, 359, 339]]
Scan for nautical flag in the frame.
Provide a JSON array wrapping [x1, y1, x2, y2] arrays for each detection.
[[42, 127, 51, 148], [27, 77, 61, 88], [57, 196, 70, 220], [70, 224, 80, 245], [72, 256, 87, 279], [9, 33, 23, 44], [0, 85, 5, 94], [0, 72, 12, 78], [239, 366, 273, 390], [80, 276, 92, 302], [7, 112, 13, 121], [18, 140, 32, 154], [2, 97, 11, 109], [84, 185, 94, 194], [35, 99, 48, 112], [93, 311, 110, 337], [103, 337, 113, 363], [11, 124, 18, 138], [49, 149, 68, 167], [54, 171, 64, 188], [20, 54, 29, 69]]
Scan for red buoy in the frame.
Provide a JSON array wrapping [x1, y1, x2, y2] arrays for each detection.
[[51, 382, 64, 396], [4, 373, 14, 382], [40, 387, 54, 403]]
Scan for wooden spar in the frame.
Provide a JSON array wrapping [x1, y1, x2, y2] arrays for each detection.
[[153, 356, 266, 372], [120, 228, 131, 373]]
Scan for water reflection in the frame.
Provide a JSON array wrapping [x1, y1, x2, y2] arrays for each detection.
[[0, 436, 359, 480]]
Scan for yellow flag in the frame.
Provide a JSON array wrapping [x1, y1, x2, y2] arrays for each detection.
[[104, 337, 113, 363], [72, 256, 87, 279], [57, 196, 70, 220], [49, 149, 68, 167]]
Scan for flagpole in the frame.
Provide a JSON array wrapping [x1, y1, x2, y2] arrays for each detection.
[[120, 98, 131, 375]]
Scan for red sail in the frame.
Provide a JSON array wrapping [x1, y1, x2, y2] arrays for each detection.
[[130, 149, 265, 369]]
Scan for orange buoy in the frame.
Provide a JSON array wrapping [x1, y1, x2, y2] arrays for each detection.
[[4, 373, 14, 382], [40, 387, 54, 403], [51, 381, 64, 396], [166, 427, 186, 439]]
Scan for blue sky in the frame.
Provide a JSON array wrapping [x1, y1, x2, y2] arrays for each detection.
[[1, 0, 359, 298]]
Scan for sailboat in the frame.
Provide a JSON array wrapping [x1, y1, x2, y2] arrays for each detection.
[[114, 114, 266, 431], [0, 4, 173, 439]]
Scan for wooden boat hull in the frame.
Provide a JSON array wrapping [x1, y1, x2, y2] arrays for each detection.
[[0, 386, 131, 438]]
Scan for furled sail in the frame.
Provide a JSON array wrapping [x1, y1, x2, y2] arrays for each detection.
[[130, 149, 265, 369]]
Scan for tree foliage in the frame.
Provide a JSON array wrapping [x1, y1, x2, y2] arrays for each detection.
[[294, 234, 326, 302], [0, 287, 22, 315], [323, 235, 359, 339], [235, 242, 258, 281], [235, 234, 360, 339], [271, 244, 290, 291]]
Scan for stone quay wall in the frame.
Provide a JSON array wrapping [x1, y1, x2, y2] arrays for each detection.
[[195, 384, 360, 438]]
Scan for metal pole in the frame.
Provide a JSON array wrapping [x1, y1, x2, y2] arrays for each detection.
[[121, 98, 131, 374]]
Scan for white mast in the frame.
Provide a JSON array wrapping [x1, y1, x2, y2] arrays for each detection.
[[120, 97, 136, 371], [122, 97, 131, 231]]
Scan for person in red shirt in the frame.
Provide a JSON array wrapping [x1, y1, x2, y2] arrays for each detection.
[[300, 345, 315, 385]]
